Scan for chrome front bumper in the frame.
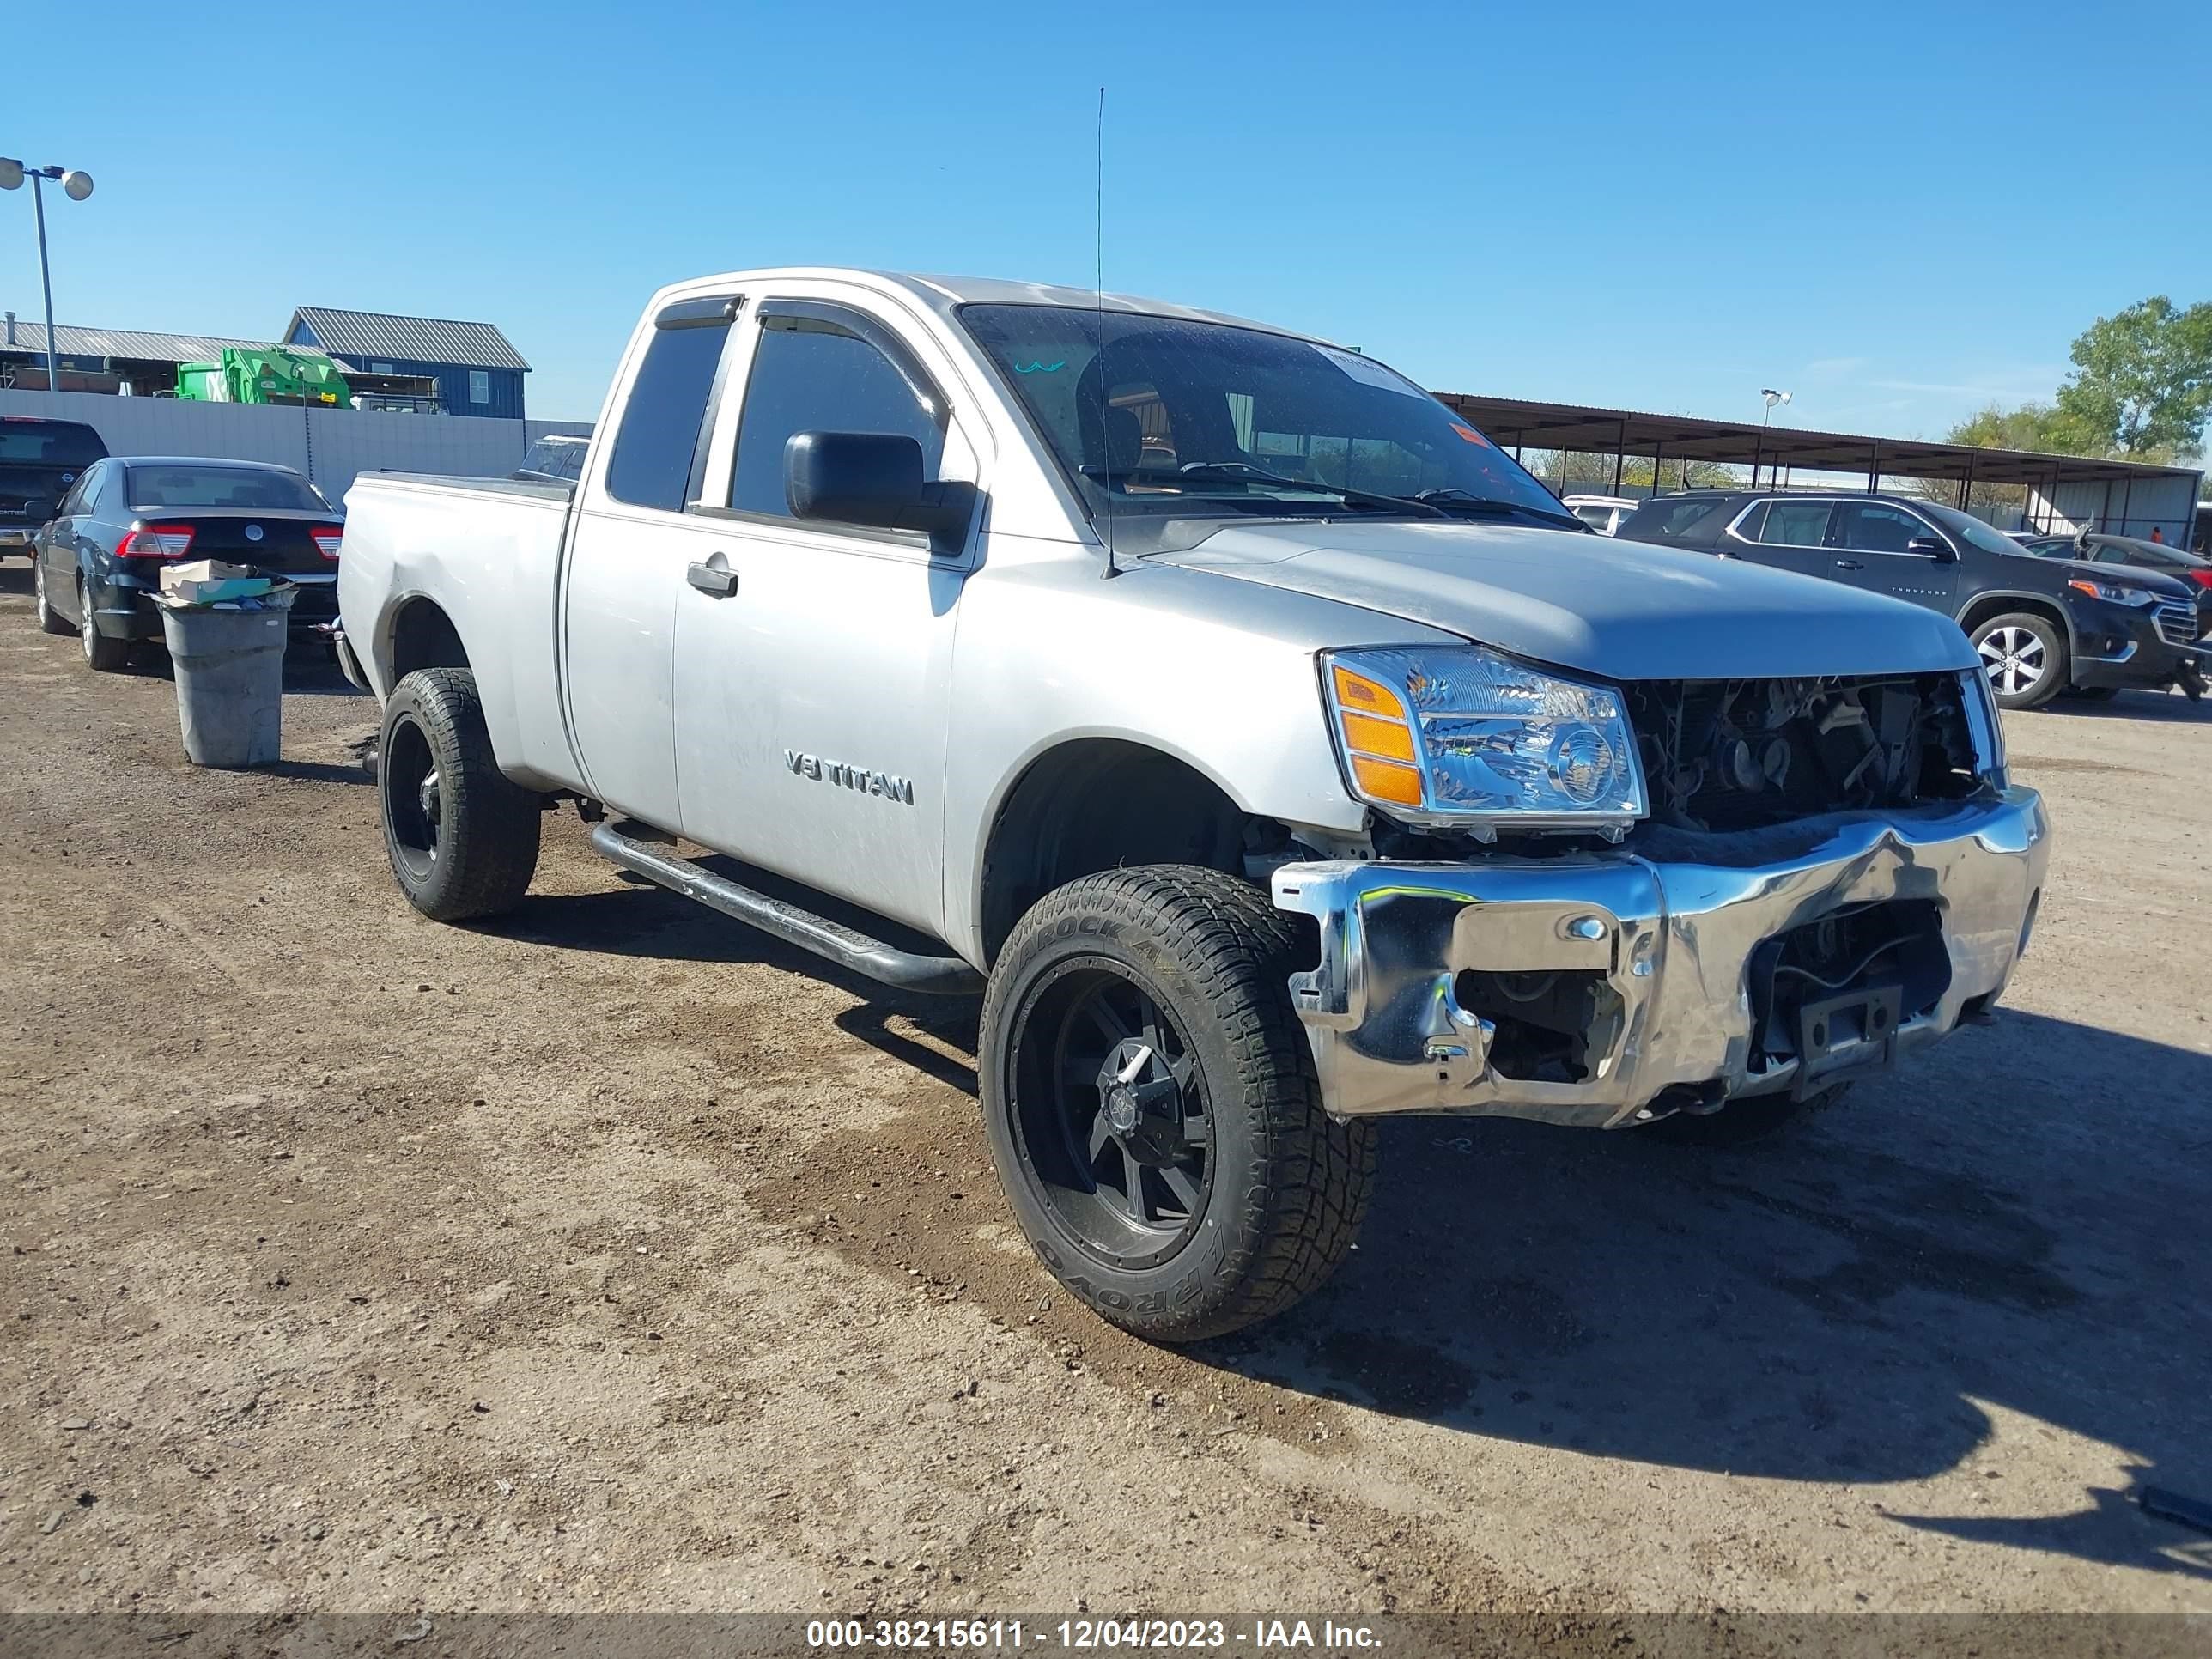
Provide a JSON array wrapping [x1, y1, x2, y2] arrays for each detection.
[[1270, 788, 2049, 1127]]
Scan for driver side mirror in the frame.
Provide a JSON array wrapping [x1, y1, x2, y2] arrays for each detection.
[[784, 431, 975, 544], [1905, 535, 1957, 562]]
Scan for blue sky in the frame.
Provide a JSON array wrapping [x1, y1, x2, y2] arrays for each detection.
[[9, 0, 2207, 427]]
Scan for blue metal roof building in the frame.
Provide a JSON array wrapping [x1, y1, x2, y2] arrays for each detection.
[[283, 306, 530, 419]]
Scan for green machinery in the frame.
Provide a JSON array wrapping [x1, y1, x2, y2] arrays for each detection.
[[175, 346, 351, 408]]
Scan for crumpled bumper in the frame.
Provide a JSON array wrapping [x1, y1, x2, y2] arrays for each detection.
[[1269, 788, 2049, 1127]]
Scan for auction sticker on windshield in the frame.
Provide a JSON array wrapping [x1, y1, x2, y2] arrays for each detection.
[[1312, 343, 1422, 396]]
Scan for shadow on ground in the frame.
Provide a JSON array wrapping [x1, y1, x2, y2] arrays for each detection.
[[487, 854, 2212, 1582], [2033, 687, 2211, 724]]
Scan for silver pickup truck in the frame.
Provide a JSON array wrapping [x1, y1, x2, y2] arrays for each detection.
[[337, 268, 2049, 1342]]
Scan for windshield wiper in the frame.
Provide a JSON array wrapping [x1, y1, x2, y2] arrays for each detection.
[[1413, 488, 1589, 530], [1179, 462, 1451, 517], [1079, 460, 1448, 519]]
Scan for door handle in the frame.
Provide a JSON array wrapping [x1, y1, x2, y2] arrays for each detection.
[[1833, 559, 1863, 571], [686, 560, 738, 598]]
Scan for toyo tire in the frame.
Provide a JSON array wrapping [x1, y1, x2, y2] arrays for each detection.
[[378, 667, 541, 921], [980, 864, 1376, 1343]]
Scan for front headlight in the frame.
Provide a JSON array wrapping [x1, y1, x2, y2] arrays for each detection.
[[1322, 645, 1645, 834], [2065, 578, 2154, 607], [1959, 667, 2008, 788]]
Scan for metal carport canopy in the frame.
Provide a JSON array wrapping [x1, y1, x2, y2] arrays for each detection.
[[1434, 392, 2192, 487]]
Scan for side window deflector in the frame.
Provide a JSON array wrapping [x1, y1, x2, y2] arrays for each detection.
[[657, 295, 744, 331]]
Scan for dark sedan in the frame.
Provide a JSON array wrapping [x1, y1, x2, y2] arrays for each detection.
[[31, 457, 342, 672], [2020, 529, 2212, 594]]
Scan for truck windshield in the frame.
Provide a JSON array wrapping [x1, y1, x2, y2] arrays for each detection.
[[960, 305, 1571, 540]]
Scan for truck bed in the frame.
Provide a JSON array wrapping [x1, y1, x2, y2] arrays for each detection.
[[337, 470, 583, 793], [360, 471, 575, 503]]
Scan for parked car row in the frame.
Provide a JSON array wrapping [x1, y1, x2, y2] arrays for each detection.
[[1612, 489, 2210, 708], [4, 416, 345, 672]]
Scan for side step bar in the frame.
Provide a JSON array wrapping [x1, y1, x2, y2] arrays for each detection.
[[590, 823, 985, 996]]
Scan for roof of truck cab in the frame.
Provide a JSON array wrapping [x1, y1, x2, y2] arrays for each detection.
[[682, 267, 1321, 342]]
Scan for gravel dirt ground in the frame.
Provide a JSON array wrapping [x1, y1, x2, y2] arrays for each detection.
[[3, 562, 2209, 1621]]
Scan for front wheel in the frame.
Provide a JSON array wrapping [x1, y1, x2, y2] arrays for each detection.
[[379, 667, 542, 921], [981, 865, 1376, 1343], [1970, 611, 2067, 710]]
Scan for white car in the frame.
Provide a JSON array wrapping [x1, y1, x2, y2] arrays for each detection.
[[1563, 494, 1638, 535]]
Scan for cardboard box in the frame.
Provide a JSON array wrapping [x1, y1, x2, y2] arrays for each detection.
[[159, 560, 273, 605]]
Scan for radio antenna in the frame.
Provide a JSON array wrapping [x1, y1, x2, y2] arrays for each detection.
[[1095, 84, 1118, 579]]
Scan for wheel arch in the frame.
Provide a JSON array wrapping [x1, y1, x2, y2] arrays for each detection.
[[974, 737, 1255, 968], [1957, 591, 2074, 652], [381, 592, 473, 687]]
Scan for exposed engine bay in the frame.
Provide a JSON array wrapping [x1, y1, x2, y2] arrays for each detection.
[[1621, 672, 1987, 833]]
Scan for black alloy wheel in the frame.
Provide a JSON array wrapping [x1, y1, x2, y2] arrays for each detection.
[[376, 667, 541, 921], [1014, 960, 1212, 1270], [383, 710, 443, 884]]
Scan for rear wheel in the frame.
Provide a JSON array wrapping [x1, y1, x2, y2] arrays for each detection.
[[34, 567, 71, 635], [981, 865, 1375, 1343], [78, 579, 131, 672], [379, 667, 541, 921], [1970, 612, 2066, 710]]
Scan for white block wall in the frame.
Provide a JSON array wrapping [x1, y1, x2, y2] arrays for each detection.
[[0, 389, 590, 505]]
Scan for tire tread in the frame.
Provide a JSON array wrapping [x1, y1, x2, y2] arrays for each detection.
[[984, 863, 1375, 1341], [381, 667, 541, 921]]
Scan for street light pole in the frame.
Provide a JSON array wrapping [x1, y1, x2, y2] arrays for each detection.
[[31, 171, 58, 392], [1757, 388, 1791, 490], [0, 158, 95, 397]]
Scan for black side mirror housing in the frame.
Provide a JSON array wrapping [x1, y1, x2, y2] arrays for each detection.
[[1906, 535, 1957, 562], [784, 431, 975, 543]]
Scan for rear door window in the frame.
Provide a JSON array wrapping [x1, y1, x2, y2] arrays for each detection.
[[1757, 501, 1834, 547], [54, 465, 97, 516], [603, 302, 735, 512], [1833, 501, 1935, 553]]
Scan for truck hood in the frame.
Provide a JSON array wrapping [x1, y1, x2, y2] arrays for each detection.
[[1154, 520, 1980, 680]]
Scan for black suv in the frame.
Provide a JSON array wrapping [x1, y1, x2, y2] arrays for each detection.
[[1617, 490, 2207, 708], [0, 416, 107, 557]]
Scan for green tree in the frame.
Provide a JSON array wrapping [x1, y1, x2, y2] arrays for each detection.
[[2052, 296, 2212, 460], [1944, 401, 2094, 454], [1942, 295, 2212, 465]]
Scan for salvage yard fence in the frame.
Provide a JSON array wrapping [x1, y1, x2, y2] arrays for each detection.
[[0, 388, 591, 507]]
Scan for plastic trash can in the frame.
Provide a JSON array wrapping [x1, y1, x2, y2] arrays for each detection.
[[155, 586, 296, 768]]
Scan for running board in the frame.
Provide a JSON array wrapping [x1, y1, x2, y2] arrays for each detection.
[[590, 823, 985, 996]]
